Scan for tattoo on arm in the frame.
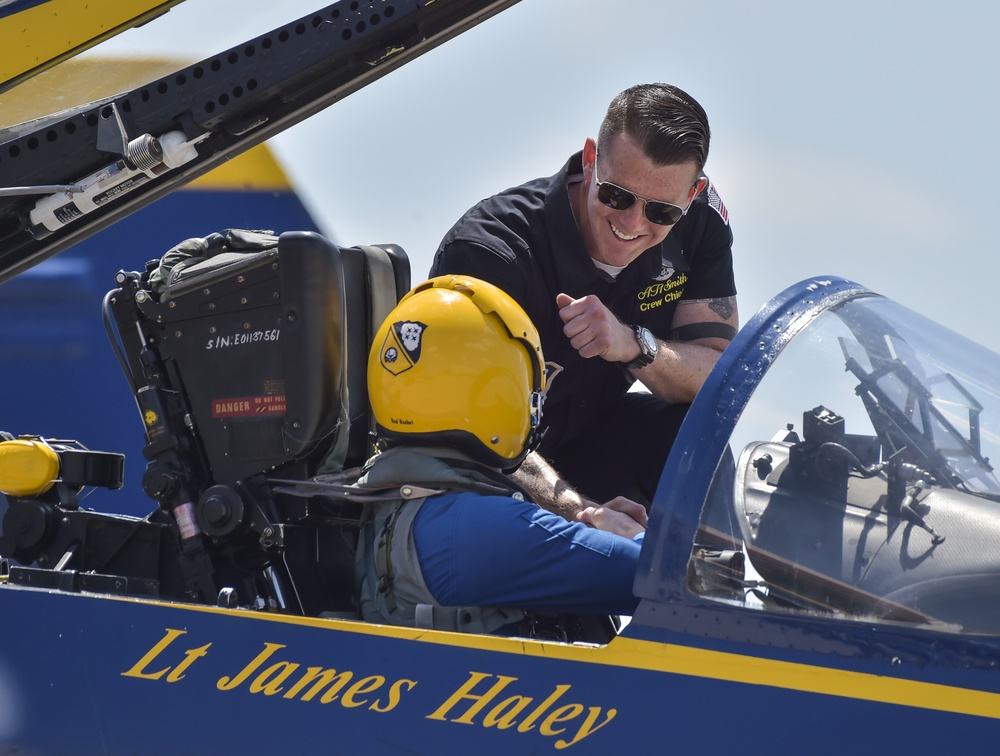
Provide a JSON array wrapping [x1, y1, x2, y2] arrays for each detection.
[[709, 296, 736, 320], [510, 452, 591, 520], [681, 296, 737, 320]]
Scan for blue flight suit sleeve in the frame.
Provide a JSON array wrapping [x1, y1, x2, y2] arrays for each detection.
[[412, 492, 642, 616]]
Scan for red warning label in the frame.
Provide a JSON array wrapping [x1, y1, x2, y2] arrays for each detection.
[[212, 395, 287, 418]]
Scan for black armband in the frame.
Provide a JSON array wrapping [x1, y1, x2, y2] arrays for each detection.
[[668, 322, 738, 342]]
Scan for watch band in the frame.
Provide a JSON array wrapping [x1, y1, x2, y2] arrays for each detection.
[[621, 325, 656, 369]]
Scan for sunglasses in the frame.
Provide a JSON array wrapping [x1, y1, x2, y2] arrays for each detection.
[[594, 160, 688, 226]]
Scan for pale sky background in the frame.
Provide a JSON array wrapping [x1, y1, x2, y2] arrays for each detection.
[[92, 0, 1000, 353]]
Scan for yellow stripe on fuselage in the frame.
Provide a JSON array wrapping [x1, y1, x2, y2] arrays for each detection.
[[600, 637, 1000, 721], [1, 0, 186, 92], [69, 589, 1000, 722]]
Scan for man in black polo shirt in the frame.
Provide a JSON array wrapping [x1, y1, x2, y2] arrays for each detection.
[[429, 83, 737, 515]]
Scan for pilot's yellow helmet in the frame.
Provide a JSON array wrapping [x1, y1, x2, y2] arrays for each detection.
[[368, 275, 545, 470]]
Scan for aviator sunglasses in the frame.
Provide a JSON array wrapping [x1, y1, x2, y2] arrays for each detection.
[[594, 157, 689, 226]]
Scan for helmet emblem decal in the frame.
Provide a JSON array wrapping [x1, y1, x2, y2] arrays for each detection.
[[379, 320, 427, 376], [399, 321, 425, 353]]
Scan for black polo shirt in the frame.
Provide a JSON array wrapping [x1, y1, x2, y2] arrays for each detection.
[[430, 151, 736, 452]]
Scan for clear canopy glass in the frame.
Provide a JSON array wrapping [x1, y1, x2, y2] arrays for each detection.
[[688, 292, 1000, 634]]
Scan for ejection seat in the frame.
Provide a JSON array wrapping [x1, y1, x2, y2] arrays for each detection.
[[106, 229, 411, 613], [126, 229, 409, 480], [120, 231, 410, 614], [0, 229, 410, 615]]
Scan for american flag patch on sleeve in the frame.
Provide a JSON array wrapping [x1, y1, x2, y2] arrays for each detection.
[[706, 181, 729, 225]]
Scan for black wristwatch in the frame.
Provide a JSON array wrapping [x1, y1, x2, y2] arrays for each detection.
[[622, 325, 658, 369]]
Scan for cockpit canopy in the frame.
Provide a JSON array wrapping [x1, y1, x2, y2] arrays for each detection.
[[642, 277, 1000, 634]]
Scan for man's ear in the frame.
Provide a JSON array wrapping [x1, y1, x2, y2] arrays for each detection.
[[690, 175, 708, 201], [582, 138, 598, 175]]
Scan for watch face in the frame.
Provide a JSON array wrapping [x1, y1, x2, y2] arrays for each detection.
[[638, 327, 658, 356], [623, 325, 657, 369]]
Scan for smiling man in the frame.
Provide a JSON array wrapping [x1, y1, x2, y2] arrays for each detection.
[[430, 83, 737, 514]]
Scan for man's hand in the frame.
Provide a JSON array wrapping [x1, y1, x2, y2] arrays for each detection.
[[576, 496, 647, 538], [556, 293, 639, 364], [598, 496, 648, 527]]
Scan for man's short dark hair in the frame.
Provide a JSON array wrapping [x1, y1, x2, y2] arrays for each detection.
[[598, 83, 710, 172]]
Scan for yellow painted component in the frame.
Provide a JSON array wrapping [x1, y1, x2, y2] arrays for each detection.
[[0, 56, 187, 127], [0, 438, 60, 497], [1, 0, 186, 93], [597, 637, 1000, 722]]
